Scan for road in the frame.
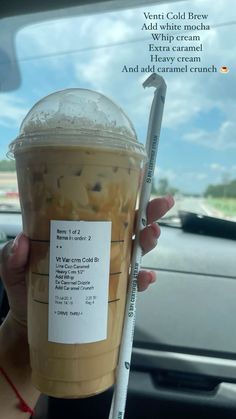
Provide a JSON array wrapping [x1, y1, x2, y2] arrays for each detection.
[[154, 195, 226, 222], [173, 196, 222, 217]]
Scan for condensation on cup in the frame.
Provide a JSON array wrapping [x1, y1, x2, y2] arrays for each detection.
[[8, 88, 147, 398]]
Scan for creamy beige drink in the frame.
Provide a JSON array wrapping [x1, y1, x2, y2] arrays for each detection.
[[9, 89, 146, 398]]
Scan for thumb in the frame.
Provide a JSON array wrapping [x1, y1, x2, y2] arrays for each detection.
[[1, 233, 30, 288], [0, 233, 29, 328]]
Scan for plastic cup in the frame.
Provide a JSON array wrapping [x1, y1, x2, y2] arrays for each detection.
[[8, 88, 146, 398]]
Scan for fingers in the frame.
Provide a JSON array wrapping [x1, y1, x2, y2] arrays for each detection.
[[0, 233, 29, 328], [139, 195, 174, 256], [138, 270, 156, 292], [0, 233, 30, 288], [139, 195, 174, 255], [134, 194, 174, 237], [147, 194, 175, 225], [139, 223, 160, 255], [137, 195, 175, 292]]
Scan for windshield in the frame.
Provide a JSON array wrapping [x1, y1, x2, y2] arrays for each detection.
[[0, 0, 235, 224]]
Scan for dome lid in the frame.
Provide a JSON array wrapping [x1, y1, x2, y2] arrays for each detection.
[[9, 88, 146, 158]]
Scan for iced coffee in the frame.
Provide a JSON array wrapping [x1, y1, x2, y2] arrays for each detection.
[[9, 89, 146, 398]]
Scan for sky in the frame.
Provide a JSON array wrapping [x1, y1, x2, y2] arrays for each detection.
[[0, 0, 235, 194]]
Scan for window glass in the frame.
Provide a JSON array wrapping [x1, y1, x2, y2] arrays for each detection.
[[0, 0, 235, 222]]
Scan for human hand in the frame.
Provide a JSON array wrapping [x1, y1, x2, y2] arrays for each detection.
[[0, 194, 174, 328], [137, 194, 174, 291], [0, 233, 29, 330]]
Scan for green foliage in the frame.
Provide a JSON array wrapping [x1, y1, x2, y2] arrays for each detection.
[[204, 179, 236, 198], [0, 159, 16, 171], [151, 177, 178, 196], [207, 197, 236, 217]]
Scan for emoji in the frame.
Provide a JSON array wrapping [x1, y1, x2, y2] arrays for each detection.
[[220, 66, 229, 73]]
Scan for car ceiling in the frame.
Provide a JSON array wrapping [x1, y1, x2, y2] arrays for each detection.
[[0, 0, 187, 91], [0, 0, 187, 19]]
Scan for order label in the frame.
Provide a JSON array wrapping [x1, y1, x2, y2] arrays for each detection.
[[48, 220, 111, 344]]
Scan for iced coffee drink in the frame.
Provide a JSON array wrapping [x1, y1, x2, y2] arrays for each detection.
[[9, 89, 146, 398]]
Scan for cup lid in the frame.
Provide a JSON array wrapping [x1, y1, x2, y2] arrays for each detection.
[[8, 88, 146, 158]]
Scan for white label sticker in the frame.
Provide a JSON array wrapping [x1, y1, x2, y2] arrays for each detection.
[[48, 220, 111, 344]]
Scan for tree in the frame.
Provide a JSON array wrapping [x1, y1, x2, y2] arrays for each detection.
[[204, 179, 236, 198], [152, 177, 178, 196], [157, 178, 169, 195], [0, 159, 16, 171]]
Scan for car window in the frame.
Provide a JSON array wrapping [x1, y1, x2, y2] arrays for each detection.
[[0, 0, 235, 225]]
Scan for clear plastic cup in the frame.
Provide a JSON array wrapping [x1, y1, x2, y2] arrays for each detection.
[[9, 88, 146, 398]]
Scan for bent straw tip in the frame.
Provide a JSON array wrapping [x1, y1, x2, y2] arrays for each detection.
[[142, 73, 166, 89]]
